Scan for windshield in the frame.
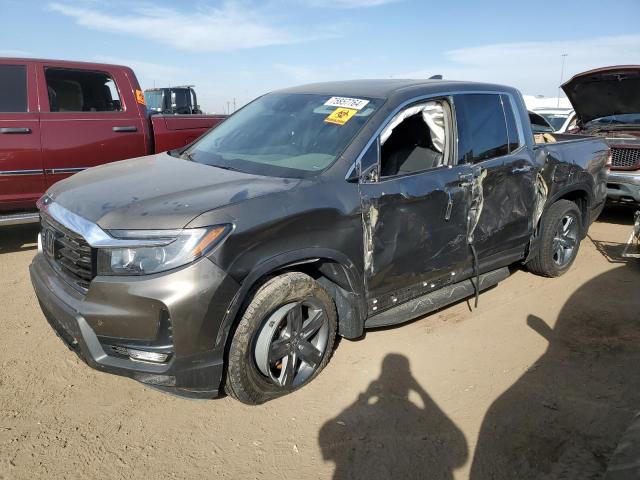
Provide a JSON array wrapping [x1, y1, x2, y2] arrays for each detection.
[[186, 93, 381, 178], [585, 113, 640, 129], [145, 90, 163, 112], [539, 113, 569, 131]]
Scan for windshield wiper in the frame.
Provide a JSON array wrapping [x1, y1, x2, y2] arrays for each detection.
[[213, 163, 243, 172], [585, 124, 640, 133], [180, 150, 244, 172]]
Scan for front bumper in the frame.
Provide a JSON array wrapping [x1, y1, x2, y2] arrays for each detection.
[[607, 170, 640, 203], [30, 252, 240, 398]]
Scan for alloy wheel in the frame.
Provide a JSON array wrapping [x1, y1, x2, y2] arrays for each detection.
[[254, 301, 330, 388], [552, 213, 578, 267]]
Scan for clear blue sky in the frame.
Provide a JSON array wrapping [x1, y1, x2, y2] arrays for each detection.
[[1, 0, 639, 113]]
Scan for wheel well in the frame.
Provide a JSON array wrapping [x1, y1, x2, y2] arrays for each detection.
[[555, 189, 589, 234], [220, 258, 366, 356], [269, 259, 366, 340]]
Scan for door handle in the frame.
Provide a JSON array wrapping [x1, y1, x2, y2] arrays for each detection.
[[0, 127, 31, 134], [112, 126, 138, 132], [512, 165, 533, 174]]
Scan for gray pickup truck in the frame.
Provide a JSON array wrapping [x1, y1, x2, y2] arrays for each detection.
[[30, 79, 609, 404]]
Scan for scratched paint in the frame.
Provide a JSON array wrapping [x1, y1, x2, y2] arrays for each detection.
[[467, 169, 488, 243]]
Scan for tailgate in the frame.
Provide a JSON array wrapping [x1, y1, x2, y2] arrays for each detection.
[[150, 114, 226, 152]]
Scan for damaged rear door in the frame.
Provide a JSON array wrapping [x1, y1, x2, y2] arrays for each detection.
[[358, 98, 473, 313], [453, 93, 537, 263]]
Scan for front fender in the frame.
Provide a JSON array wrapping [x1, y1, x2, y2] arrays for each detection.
[[213, 248, 366, 349]]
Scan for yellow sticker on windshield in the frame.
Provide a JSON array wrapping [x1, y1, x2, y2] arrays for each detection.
[[324, 107, 357, 126]]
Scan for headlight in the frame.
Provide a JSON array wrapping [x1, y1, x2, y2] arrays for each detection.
[[97, 225, 230, 276]]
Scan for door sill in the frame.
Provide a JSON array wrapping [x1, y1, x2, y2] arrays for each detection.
[[365, 266, 510, 329]]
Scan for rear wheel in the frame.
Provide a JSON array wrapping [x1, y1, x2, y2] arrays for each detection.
[[527, 200, 582, 277], [225, 272, 337, 405]]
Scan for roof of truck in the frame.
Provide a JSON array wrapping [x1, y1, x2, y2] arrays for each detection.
[[279, 79, 518, 99], [0, 57, 130, 70]]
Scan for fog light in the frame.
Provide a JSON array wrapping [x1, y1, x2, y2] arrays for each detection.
[[110, 345, 170, 363]]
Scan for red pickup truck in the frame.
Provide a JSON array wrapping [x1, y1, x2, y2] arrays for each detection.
[[0, 58, 226, 225]]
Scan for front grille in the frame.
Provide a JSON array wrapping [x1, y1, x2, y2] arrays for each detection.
[[41, 216, 95, 290], [611, 147, 640, 169]]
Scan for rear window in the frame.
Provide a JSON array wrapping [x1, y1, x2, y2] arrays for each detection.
[[454, 93, 509, 164], [0, 65, 27, 112], [45, 67, 122, 112]]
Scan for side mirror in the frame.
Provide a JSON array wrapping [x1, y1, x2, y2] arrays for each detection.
[[360, 165, 379, 183], [346, 164, 378, 183]]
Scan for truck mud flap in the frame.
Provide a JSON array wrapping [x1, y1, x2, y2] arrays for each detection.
[[365, 266, 510, 329]]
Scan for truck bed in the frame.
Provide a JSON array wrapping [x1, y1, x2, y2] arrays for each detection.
[[533, 132, 595, 144], [532, 132, 609, 226]]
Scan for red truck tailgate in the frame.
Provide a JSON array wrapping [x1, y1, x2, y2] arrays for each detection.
[[151, 114, 226, 152]]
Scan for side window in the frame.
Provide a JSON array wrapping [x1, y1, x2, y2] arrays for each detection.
[[0, 65, 27, 112], [45, 68, 122, 112], [379, 101, 449, 177], [455, 94, 509, 164]]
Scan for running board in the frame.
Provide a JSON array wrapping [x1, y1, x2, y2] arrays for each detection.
[[0, 211, 39, 226], [365, 267, 510, 329]]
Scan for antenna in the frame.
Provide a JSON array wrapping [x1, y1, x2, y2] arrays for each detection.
[[557, 53, 568, 108]]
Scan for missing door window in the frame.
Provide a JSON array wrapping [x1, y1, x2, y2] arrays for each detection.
[[380, 101, 450, 177]]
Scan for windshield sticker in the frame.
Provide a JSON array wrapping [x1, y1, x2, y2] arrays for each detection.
[[324, 97, 370, 111], [325, 107, 358, 126]]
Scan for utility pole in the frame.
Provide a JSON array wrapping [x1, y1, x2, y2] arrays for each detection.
[[557, 53, 568, 108], [227, 101, 230, 115], [233, 97, 236, 113]]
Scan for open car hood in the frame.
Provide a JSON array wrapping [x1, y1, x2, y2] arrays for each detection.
[[561, 65, 640, 125]]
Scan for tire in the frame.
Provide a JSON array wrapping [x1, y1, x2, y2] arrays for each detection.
[[527, 200, 582, 277], [225, 272, 337, 405]]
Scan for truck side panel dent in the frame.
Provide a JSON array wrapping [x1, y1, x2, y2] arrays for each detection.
[[466, 169, 487, 243], [363, 203, 378, 276], [358, 165, 472, 314], [533, 173, 549, 230]]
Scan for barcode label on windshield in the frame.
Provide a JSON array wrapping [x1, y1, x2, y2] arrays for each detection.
[[324, 97, 370, 111]]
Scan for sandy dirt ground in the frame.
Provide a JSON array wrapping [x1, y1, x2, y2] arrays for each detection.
[[1, 205, 639, 480]]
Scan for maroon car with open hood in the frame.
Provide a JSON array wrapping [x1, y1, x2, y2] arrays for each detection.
[[562, 65, 640, 203]]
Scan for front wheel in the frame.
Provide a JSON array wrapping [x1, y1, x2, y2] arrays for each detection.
[[225, 272, 337, 405], [527, 200, 582, 277]]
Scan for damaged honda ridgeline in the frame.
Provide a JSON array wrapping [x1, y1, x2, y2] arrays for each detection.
[[30, 80, 609, 404]]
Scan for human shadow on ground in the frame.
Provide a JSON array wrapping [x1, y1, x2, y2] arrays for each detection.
[[319, 353, 468, 480], [0, 223, 39, 255], [471, 262, 640, 479]]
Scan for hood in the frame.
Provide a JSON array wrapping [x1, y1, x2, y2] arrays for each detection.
[[561, 65, 640, 125], [47, 153, 300, 230]]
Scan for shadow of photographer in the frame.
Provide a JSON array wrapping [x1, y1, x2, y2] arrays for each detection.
[[319, 353, 468, 480], [471, 262, 640, 479]]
